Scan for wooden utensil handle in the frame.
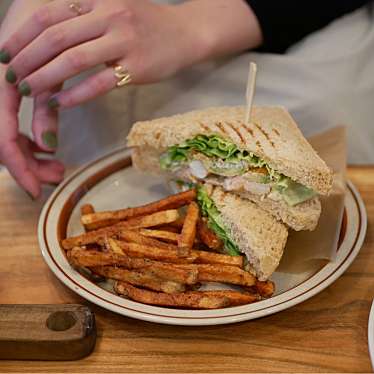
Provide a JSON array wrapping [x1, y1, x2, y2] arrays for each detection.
[[0, 304, 96, 361]]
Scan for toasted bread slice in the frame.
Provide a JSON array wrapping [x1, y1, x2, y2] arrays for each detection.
[[128, 106, 333, 195], [236, 192, 321, 231], [207, 185, 288, 281]]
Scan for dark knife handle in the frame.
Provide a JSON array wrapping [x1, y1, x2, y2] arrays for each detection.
[[0, 304, 96, 361]]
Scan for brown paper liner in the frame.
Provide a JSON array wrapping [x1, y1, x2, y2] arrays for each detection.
[[277, 126, 347, 272]]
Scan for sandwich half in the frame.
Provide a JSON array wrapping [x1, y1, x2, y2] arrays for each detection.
[[127, 106, 333, 231], [195, 183, 288, 280]]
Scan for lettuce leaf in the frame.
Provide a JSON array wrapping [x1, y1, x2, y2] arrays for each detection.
[[161, 135, 317, 206], [159, 147, 189, 170], [160, 134, 266, 171], [196, 185, 241, 256]]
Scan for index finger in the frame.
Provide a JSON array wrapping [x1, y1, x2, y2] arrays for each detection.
[[0, 0, 94, 63]]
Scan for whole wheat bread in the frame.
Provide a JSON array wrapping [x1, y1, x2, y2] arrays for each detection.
[[236, 192, 321, 231], [208, 185, 288, 280], [128, 106, 332, 194]]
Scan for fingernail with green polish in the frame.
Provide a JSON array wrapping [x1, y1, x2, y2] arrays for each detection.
[[5, 67, 17, 84], [0, 49, 11, 64], [48, 97, 60, 110], [18, 81, 31, 96], [42, 131, 58, 149]]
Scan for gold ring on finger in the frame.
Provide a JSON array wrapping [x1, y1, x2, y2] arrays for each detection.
[[113, 64, 132, 87], [69, 2, 83, 16]]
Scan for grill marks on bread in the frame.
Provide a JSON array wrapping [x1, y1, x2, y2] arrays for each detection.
[[254, 123, 275, 148], [199, 122, 210, 133], [127, 106, 333, 195], [215, 122, 228, 136], [226, 122, 245, 144]]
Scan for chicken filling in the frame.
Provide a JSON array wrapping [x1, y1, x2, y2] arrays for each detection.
[[160, 134, 316, 206]]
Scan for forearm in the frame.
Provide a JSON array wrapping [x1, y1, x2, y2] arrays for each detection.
[[177, 0, 262, 64]]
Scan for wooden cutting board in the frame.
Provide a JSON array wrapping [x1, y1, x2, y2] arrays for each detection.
[[0, 304, 96, 360]]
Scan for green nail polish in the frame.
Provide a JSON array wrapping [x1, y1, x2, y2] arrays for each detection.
[[48, 97, 60, 110], [42, 131, 58, 149], [0, 49, 11, 64], [5, 67, 17, 84], [18, 81, 31, 96]]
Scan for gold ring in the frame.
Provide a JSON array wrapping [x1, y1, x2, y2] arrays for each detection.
[[113, 64, 132, 87], [69, 2, 83, 16]]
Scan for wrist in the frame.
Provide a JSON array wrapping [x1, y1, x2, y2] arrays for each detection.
[[174, 0, 263, 65]]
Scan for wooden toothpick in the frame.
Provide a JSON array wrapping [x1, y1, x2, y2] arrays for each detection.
[[245, 62, 257, 124]]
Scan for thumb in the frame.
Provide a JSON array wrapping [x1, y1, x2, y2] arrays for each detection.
[[32, 89, 60, 152]]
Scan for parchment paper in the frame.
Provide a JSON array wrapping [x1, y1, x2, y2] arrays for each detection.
[[277, 126, 347, 273]]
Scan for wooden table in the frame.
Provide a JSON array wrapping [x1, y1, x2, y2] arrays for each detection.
[[0, 167, 373, 373]]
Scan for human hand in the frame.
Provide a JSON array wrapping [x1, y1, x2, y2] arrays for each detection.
[[0, 0, 211, 110], [0, 0, 261, 199], [0, 71, 64, 199]]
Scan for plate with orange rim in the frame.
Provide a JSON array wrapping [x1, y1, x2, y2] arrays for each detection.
[[38, 147, 367, 326]]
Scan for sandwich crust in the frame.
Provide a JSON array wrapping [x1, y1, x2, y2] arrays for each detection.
[[208, 185, 288, 281], [127, 106, 333, 195]]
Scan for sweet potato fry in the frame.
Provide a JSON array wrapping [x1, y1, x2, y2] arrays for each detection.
[[92, 266, 185, 293], [81, 204, 97, 232], [62, 209, 180, 249], [81, 204, 95, 216], [118, 230, 173, 250], [108, 238, 125, 255], [254, 280, 275, 298], [114, 242, 198, 264], [115, 282, 231, 309], [155, 225, 180, 233], [81, 189, 196, 229], [122, 209, 180, 229], [192, 251, 244, 268], [197, 264, 255, 286], [176, 263, 256, 287], [62, 222, 124, 249], [139, 230, 200, 257], [116, 235, 187, 257], [81, 204, 118, 230], [195, 290, 258, 306], [117, 234, 241, 266], [197, 219, 223, 251], [139, 229, 180, 244], [69, 248, 198, 284], [178, 202, 199, 250]]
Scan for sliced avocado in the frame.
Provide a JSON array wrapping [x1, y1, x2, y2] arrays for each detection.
[[278, 179, 317, 206]]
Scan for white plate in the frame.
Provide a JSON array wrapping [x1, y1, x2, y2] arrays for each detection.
[[38, 148, 367, 326]]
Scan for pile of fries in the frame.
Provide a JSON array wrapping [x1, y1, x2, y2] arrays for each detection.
[[62, 190, 274, 309]]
